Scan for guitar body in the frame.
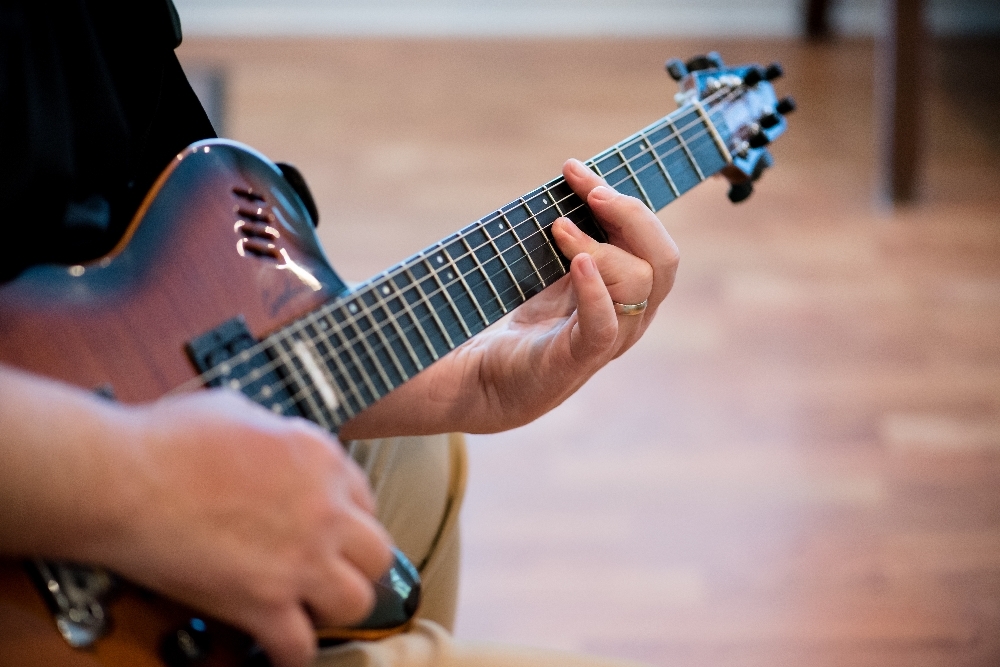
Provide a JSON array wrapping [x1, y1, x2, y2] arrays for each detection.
[[0, 140, 347, 666]]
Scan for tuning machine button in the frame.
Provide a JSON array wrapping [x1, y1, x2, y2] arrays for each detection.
[[759, 112, 781, 129], [764, 62, 784, 81], [728, 182, 754, 203], [776, 96, 797, 115], [742, 66, 765, 87], [748, 127, 770, 149], [665, 58, 688, 81], [685, 51, 724, 72]]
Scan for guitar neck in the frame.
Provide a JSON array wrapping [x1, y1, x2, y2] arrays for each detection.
[[255, 101, 733, 432]]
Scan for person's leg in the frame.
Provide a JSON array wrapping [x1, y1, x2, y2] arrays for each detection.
[[346, 432, 466, 630], [317, 619, 648, 667]]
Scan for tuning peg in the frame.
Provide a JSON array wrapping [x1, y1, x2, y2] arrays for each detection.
[[685, 52, 723, 72], [742, 66, 765, 87], [776, 96, 797, 115], [748, 128, 770, 149], [751, 150, 774, 181], [728, 181, 754, 203], [665, 58, 688, 81], [759, 112, 780, 129], [764, 62, 784, 81]]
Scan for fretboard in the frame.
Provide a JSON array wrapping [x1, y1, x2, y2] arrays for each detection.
[[254, 101, 733, 432]]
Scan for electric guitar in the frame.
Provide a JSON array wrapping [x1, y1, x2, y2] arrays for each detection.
[[0, 54, 792, 667]]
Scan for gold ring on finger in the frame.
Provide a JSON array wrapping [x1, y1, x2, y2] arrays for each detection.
[[613, 299, 648, 316]]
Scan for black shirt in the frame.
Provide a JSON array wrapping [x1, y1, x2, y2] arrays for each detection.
[[0, 0, 216, 281]]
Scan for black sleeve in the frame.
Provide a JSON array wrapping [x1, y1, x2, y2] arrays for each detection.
[[0, 0, 216, 282]]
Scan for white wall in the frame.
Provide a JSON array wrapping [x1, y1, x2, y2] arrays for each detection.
[[173, 0, 1000, 37]]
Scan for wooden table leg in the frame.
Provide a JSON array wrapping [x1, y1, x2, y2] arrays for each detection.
[[878, 0, 925, 205]]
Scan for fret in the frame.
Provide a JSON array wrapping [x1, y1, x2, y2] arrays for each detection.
[[593, 150, 647, 205], [330, 302, 383, 405], [525, 187, 568, 276], [616, 145, 656, 211], [479, 216, 528, 305], [675, 107, 729, 179], [356, 286, 412, 387], [365, 279, 424, 379], [643, 130, 681, 201], [505, 204, 547, 289], [341, 295, 395, 397], [440, 235, 492, 332], [622, 132, 677, 210], [298, 319, 355, 424], [495, 205, 546, 299], [667, 116, 705, 180], [646, 122, 701, 195], [414, 252, 469, 345], [691, 99, 733, 166], [402, 264, 455, 356], [311, 311, 366, 417], [448, 229, 507, 321], [388, 270, 441, 365]]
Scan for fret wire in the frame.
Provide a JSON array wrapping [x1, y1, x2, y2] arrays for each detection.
[[368, 280, 426, 376], [192, 88, 744, 403], [352, 285, 411, 388], [691, 98, 733, 165], [535, 185, 567, 274], [333, 303, 384, 404], [314, 312, 366, 416], [483, 221, 527, 303], [272, 337, 333, 429], [387, 270, 440, 363], [403, 264, 456, 350], [424, 251, 473, 340], [460, 231, 508, 315], [667, 118, 705, 181], [441, 240, 491, 330], [614, 146, 656, 211], [642, 133, 680, 197], [508, 204, 548, 288]]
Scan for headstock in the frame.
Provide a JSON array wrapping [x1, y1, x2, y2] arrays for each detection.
[[666, 52, 795, 203]]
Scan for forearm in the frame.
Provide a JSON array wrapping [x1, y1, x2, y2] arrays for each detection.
[[0, 364, 133, 564]]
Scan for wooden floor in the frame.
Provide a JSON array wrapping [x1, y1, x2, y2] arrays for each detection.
[[177, 37, 1000, 667]]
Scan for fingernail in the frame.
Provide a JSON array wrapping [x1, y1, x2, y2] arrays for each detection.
[[577, 253, 597, 276], [590, 186, 615, 202], [559, 217, 586, 240], [566, 159, 586, 177]]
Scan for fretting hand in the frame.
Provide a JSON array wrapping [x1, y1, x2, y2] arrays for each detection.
[[339, 158, 679, 438]]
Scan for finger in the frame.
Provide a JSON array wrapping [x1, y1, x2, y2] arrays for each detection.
[[562, 158, 607, 199], [253, 605, 317, 667], [333, 505, 395, 582], [552, 217, 652, 306], [585, 185, 679, 309], [305, 558, 377, 628], [567, 253, 618, 363]]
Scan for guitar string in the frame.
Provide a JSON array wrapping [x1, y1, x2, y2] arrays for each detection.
[[204, 85, 744, 412], [183, 84, 751, 412], [202, 84, 746, 416], [191, 84, 747, 416], [248, 91, 751, 419]]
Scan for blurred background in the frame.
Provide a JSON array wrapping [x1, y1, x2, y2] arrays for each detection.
[[175, 2, 1000, 665]]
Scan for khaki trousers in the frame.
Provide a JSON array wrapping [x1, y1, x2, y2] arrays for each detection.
[[319, 434, 646, 667]]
